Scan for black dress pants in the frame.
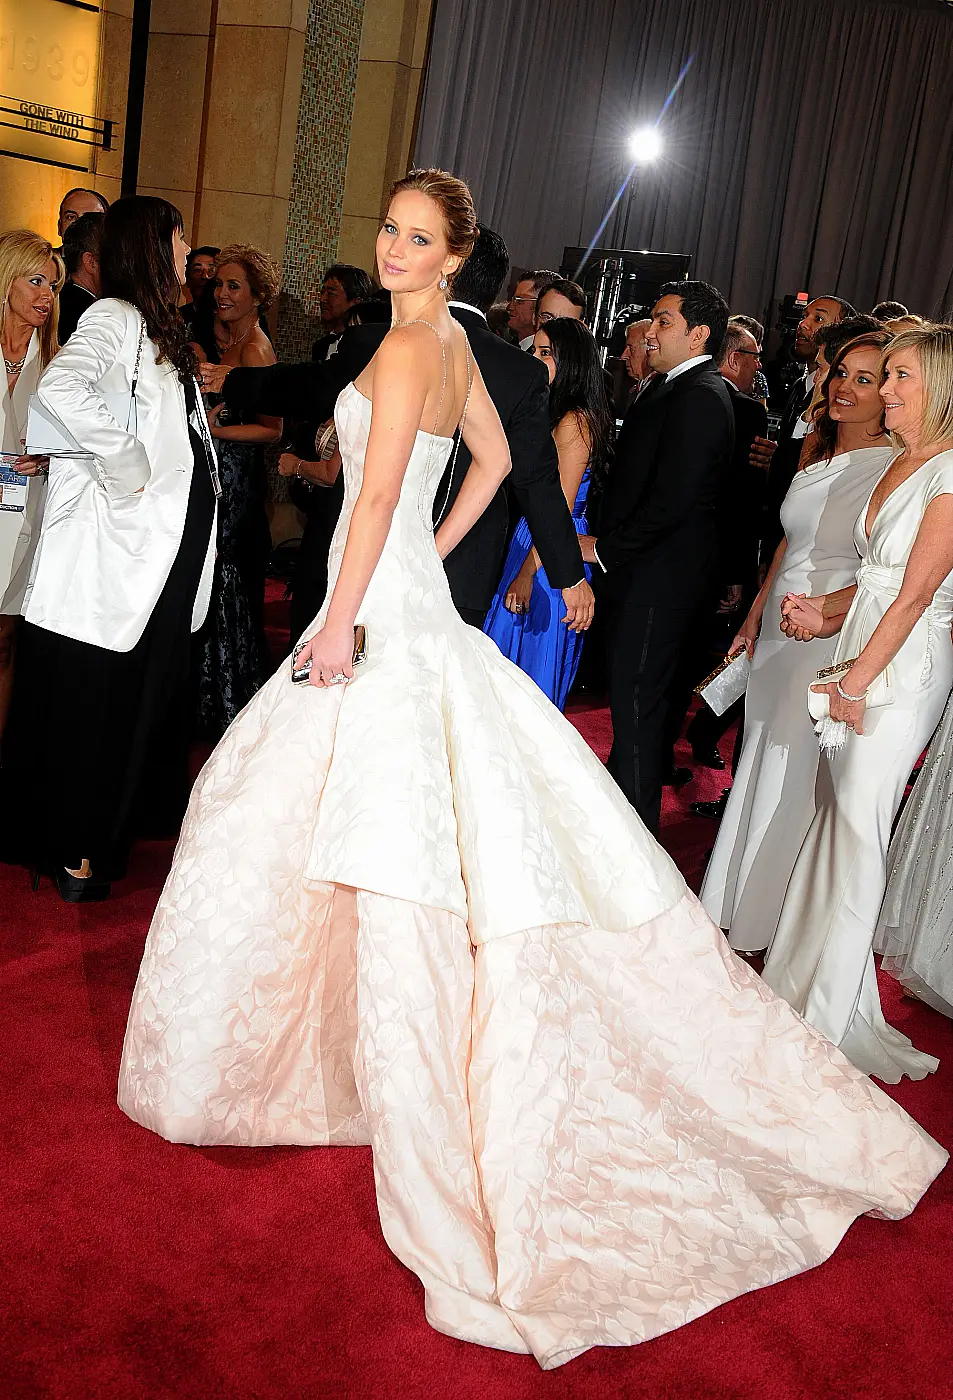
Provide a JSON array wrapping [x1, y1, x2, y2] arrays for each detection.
[[1, 432, 215, 880], [605, 597, 702, 835]]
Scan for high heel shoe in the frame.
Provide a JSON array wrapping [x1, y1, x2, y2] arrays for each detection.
[[54, 868, 111, 903]]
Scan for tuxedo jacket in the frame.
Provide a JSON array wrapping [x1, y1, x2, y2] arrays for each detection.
[[224, 306, 583, 613], [722, 379, 768, 594], [56, 279, 97, 346], [595, 360, 734, 609]]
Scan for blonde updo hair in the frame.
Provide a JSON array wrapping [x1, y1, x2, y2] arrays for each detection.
[[881, 323, 953, 448], [214, 244, 280, 311], [0, 229, 65, 369], [388, 168, 477, 288]]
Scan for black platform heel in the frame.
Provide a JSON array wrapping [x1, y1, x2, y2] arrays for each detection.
[[54, 868, 111, 903]]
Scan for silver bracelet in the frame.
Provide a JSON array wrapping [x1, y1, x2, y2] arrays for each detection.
[[836, 679, 867, 703]]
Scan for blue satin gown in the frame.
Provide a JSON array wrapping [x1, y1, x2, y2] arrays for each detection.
[[483, 468, 592, 709]]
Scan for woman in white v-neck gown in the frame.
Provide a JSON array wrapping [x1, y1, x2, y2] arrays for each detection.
[[700, 335, 893, 951], [117, 178, 946, 1369], [767, 326, 953, 1083]]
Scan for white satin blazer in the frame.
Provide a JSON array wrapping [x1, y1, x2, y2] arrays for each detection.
[[23, 297, 217, 651]]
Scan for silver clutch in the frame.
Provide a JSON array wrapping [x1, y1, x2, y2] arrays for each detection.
[[694, 647, 751, 717]]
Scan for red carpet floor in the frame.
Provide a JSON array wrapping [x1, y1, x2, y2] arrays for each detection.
[[4, 590, 951, 1399]]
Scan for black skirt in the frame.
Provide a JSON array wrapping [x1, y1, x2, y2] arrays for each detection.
[[0, 426, 216, 880]]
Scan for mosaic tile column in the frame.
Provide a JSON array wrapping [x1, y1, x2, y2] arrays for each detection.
[[277, 0, 367, 364]]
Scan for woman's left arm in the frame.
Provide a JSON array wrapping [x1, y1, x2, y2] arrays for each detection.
[[816, 494, 953, 729]]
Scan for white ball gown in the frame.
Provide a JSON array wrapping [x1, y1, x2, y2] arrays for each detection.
[[764, 452, 953, 1083], [118, 377, 946, 1370], [701, 447, 893, 951]]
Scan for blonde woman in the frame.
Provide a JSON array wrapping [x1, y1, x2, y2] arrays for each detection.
[[774, 324, 953, 1082], [0, 230, 63, 731]]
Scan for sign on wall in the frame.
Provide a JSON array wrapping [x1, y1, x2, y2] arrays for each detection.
[[0, 0, 108, 172]]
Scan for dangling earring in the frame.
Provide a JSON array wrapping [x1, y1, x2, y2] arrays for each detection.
[[439, 275, 448, 290]]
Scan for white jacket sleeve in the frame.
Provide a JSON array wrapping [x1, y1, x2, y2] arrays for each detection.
[[36, 298, 151, 499]]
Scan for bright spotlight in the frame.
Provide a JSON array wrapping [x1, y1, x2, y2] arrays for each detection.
[[628, 126, 662, 162]]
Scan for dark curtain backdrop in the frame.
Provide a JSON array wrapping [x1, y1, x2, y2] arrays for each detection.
[[414, 0, 953, 323]]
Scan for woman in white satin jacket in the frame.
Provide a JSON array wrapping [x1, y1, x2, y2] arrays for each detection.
[[0, 196, 218, 903]]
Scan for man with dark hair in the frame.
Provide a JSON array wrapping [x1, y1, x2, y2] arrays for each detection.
[[757, 293, 856, 567], [683, 320, 769, 779], [871, 299, 908, 321], [56, 187, 109, 244], [202, 227, 591, 638], [579, 279, 734, 831], [313, 264, 375, 361], [180, 246, 220, 332], [814, 313, 884, 365], [58, 212, 105, 343], [535, 278, 586, 327], [507, 268, 558, 349]]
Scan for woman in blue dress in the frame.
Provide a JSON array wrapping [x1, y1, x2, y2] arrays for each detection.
[[483, 317, 612, 708]]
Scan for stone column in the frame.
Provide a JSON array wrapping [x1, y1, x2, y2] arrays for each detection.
[[338, 0, 435, 275]]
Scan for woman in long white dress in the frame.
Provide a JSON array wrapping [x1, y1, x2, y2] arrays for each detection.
[[875, 685, 953, 1017], [117, 173, 946, 1370], [771, 325, 953, 1083], [701, 335, 892, 950]]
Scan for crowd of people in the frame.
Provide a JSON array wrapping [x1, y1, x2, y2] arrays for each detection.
[[1, 168, 949, 1369], [0, 183, 950, 1070]]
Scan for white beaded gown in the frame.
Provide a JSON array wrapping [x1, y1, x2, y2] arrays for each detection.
[[118, 378, 946, 1369], [701, 447, 893, 951], [876, 685, 953, 1018], [764, 451, 953, 1083]]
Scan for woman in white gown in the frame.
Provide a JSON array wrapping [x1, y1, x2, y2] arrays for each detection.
[[772, 324, 953, 1083], [876, 686, 953, 1017], [701, 334, 892, 951], [118, 173, 946, 1369]]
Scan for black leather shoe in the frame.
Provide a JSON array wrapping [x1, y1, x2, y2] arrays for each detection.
[[55, 869, 111, 903], [691, 789, 731, 819], [664, 766, 693, 788], [691, 744, 726, 770]]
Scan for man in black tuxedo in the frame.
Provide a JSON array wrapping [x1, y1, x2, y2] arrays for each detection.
[[683, 321, 768, 781], [579, 280, 734, 833], [200, 227, 591, 635], [57, 212, 103, 344], [757, 294, 856, 569]]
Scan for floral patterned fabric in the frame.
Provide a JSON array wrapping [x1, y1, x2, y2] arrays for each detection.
[[119, 380, 947, 1369]]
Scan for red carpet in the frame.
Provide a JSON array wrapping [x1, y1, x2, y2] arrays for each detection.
[[4, 589, 951, 1399]]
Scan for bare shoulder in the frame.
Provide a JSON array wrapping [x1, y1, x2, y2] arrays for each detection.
[[239, 330, 277, 368], [380, 320, 444, 359], [554, 409, 590, 448]]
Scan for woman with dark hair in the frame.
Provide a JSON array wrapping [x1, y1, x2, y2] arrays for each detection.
[[483, 316, 611, 707], [0, 195, 218, 902], [701, 332, 893, 954], [193, 245, 281, 737]]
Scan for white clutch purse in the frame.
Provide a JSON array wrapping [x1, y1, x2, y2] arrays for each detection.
[[25, 391, 138, 458], [694, 647, 751, 717], [807, 657, 893, 754], [24, 320, 144, 457]]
